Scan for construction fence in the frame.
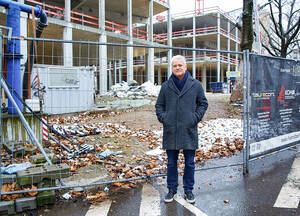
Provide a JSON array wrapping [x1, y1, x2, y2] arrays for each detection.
[[243, 51, 300, 172], [0, 32, 244, 213], [1, 32, 299, 213]]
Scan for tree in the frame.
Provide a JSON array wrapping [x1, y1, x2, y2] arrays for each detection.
[[241, 0, 254, 51], [260, 0, 300, 57]]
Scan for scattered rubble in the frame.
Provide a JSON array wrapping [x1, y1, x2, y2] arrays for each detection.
[[105, 81, 160, 98], [1, 163, 32, 175], [0, 94, 244, 208]]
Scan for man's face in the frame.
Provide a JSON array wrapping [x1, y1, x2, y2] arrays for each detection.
[[172, 58, 187, 80]]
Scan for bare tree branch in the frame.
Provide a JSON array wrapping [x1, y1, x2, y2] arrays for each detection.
[[261, 0, 300, 57]]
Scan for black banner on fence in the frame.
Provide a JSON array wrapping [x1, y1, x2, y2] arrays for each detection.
[[249, 54, 300, 158]]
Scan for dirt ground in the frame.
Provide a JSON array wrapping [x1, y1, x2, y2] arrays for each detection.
[[80, 92, 242, 165], [98, 93, 242, 131], [62, 92, 242, 201]]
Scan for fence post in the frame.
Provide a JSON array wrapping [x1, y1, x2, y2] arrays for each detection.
[[0, 28, 2, 199], [246, 50, 250, 173], [243, 49, 250, 174]]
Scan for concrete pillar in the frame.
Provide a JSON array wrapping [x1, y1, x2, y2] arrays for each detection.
[[221, 64, 224, 82], [99, 0, 107, 94], [119, 59, 122, 83], [147, 0, 154, 83], [235, 27, 239, 71], [227, 21, 230, 73], [217, 12, 220, 82], [127, 0, 134, 82], [192, 14, 196, 78], [158, 66, 162, 85], [19, 0, 27, 65], [167, 1, 172, 77], [108, 61, 112, 88], [63, 0, 73, 66], [202, 64, 207, 92], [114, 60, 117, 84]]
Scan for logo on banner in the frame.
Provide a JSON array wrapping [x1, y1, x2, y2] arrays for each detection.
[[252, 92, 274, 100], [280, 68, 291, 73], [252, 91, 274, 111], [278, 85, 295, 102]]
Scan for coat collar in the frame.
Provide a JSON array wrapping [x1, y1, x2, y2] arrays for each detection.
[[167, 72, 195, 96]]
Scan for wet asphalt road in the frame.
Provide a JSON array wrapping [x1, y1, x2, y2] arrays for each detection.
[[37, 146, 300, 216]]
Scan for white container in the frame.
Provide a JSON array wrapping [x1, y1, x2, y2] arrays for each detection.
[[25, 99, 40, 112]]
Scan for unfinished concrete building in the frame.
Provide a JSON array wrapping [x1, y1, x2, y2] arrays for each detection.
[[1, 1, 241, 95], [0, 0, 171, 95], [146, 8, 241, 92]]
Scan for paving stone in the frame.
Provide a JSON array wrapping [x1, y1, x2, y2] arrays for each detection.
[[24, 147, 37, 155], [29, 153, 55, 164], [0, 200, 15, 215], [3, 141, 25, 157], [36, 190, 56, 207], [17, 166, 45, 186], [17, 164, 70, 186], [44, 163, 70, 179], [38, 178, 56, 188], [15, 197, 37, 212]]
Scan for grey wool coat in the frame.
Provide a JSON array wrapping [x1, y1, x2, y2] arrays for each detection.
[[155, 72, 208, 150]]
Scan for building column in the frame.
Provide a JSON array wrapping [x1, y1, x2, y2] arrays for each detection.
[[227, 20, 230, 73], [119, 59, 122, 83], [202, 64, 207, 92], [99, 0, 107, 94], [221, 64, 224, 82], [108, 61, 113, 88], [217, 12, 220, 82], [167, 1, 172, 77], [127, 0, 134, 82], [114, 60, 117, 84], [192, 14, 196, 78], [158, 65, 162, 85], [147, 0, 154, 83], [19, 0, 27, 65], [63, 0, 73, 66], [235, 27, 239, 71]]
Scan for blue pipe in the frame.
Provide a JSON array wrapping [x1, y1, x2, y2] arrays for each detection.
[[0, 0, 47, 114]]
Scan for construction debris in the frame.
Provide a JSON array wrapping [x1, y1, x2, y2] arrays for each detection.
[[106, 81, 160, 98], [0, 94, 244, 207], [97, 150, 123, 159], [1, 163, 32, 175]]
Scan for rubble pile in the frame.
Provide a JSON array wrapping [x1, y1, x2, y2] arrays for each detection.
[[46, 116, 243, 176], [1, 108, 244, 206], [106, 80, 161, 98]]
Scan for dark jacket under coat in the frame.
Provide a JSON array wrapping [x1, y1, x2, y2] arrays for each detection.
[[155, 72, 208, 150]]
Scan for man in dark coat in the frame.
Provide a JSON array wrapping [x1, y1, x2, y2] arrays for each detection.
[[155, 55, 208, 204]]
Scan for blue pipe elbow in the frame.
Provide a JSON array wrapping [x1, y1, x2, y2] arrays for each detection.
[[0, 1, 47, 26], [34, 5, 47, 26]]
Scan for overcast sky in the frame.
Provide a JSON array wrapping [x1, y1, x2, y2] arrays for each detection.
[[170, 0, 243, 14]]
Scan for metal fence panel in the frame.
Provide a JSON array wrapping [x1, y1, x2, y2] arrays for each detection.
[[1, 35, 244, 200], [249, 54, 300, 158]]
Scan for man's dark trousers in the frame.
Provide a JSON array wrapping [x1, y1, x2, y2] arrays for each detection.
[[166, 150, 195, 193]]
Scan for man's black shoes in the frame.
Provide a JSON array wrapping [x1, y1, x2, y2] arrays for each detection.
[[165, 190, 195, 204], [164, 190, 177, 203], [184, 191, 195, 204]]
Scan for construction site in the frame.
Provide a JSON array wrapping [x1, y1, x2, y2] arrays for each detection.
[[0, 0, 245, 214], [1, 0, 299, 215]]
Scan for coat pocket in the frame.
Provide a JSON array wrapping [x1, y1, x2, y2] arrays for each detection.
[[184, 126, 197, 143]]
